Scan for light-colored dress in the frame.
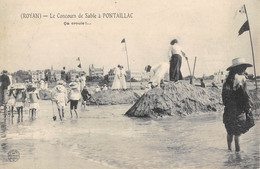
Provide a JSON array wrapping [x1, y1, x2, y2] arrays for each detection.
[[28, 90, 40, 109], [15, 92, 26, 108], [52, 85, 67, 109], [119, 68, 127, 90], [149, 62, 169, 87], [7, 91, 15, 107], [111, 67, 121, 90]]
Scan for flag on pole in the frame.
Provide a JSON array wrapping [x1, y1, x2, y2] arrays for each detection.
[[235, 5, 249, 36], [77, 64, 81, 68], [76, 57, 80, 61], [121, 38, 125, 43], [238, 20, 249, 36]]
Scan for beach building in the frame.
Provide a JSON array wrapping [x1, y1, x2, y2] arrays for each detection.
[[45, 66, 62, 82], [108, 68, 116, 82], [89, 64, 104, 77], [31, 70, 45, 82]]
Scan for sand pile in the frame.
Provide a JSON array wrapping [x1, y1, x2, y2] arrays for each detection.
[[86, 90, 141, 105], [125, 81, 223, 118]]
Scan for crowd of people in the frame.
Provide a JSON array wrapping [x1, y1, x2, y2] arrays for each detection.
[[0, 38, 256, 152], [0, 74, 95, 121]]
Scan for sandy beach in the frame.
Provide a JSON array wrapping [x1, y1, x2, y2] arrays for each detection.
[[0, 98, 259, 169]]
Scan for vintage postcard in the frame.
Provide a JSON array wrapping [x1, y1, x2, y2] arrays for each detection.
[[0, 0, 259, 168]]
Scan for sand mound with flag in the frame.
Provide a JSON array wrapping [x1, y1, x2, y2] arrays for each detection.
[[125, 81, 260, 118], [86, 90, 142, 105]]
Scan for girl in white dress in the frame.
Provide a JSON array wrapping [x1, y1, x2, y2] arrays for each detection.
[[111, 65, 122, 90]]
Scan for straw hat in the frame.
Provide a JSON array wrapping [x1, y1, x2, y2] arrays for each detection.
[[227, 57, 252, 71], [16, 84, 25, 90], [2, 70, 8, 74], [27, 84, 37, 89], [170, 39, 178, 45], [69, 82, 78, 89], [57, 80, 64, 85]]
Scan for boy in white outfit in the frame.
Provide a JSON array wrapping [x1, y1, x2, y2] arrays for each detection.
[[52, 81, 67, 120]]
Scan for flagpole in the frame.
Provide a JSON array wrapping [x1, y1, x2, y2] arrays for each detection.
[[192, 56, 197, 84], [124, 40, 132, 89], [244, 5, 258, 90]]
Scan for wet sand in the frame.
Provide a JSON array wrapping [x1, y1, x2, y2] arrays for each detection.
[[0, 100, 259, 169]]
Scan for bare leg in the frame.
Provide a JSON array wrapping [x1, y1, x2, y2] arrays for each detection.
[[58, 109, 62, 121], [74, 109, 78, 118], [34, 109, 37, 118], [227, 134, 233, 151], [70, 109, 73, 118], [234, 135, 240, 152], [83, 101, 86, 109], [17, 107, 20, 119], [21, 107, 23, 119], [11, 106, 14, 117]]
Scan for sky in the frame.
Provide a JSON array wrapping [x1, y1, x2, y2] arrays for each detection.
[[0, 0, 259, 77]]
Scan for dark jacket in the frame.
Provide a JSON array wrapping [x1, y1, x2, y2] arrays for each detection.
[[0, 74, 10, 90], [81, 89, 91, 101]]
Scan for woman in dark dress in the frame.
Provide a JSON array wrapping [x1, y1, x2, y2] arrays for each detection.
[[222, 57, 255, 152]]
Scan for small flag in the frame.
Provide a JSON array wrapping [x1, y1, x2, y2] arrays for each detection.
[[78, 64, 81, 68], [121, 38, 125, 43], [76, 57, 80, 61], [238, 20, 249, 36]]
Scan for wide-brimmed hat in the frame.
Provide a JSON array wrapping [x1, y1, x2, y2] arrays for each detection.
[[57, 80, 64, 85], [16, 85, 25, 90], [27, 84, 37, 89], [170, 39, 178, 45], [227, 57, 253, 71], [2, 70, 8, 74], [69, 82, 78, 89]]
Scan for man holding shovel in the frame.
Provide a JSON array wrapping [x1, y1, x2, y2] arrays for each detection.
[[168, 39, 188, 82]]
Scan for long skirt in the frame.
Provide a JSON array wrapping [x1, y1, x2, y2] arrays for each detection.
[[169, 54, 183, 82], [111, 75, 121, 90], [0, 89, 8, 106], [223, 103, 255, 136]]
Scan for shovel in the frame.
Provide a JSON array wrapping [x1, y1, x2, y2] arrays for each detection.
[[51, 100, 56, 121]]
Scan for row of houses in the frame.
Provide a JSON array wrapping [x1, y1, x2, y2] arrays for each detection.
[[29, 65, 150, 83]]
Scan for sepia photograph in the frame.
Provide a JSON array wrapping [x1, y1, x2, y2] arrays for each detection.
[[0, 0, 259, 168]]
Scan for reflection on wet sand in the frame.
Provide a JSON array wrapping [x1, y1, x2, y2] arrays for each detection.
[[0, 101, 259, 169]]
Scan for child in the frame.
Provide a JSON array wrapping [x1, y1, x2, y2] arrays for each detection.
[[27, 84, 40, 118], [68, 82, 80, 118], [6, 86, 15, 117], [14, 85, 26, 120], [52, 82, 67, 120], [200, 79, 205, 88], [81, 86, 91, 109]]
